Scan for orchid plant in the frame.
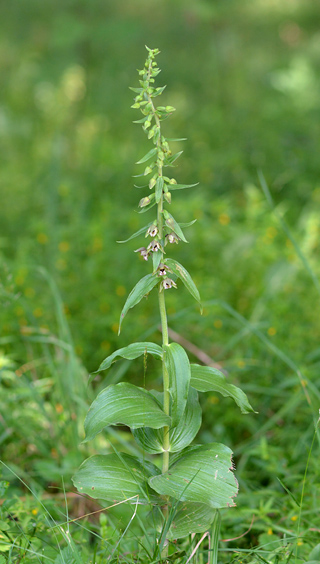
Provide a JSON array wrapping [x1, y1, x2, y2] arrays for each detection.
[[73, 47, 254, 558]]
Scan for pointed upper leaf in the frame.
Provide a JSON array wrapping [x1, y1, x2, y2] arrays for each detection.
[[149, 443, 238, 508], [136, 147, 157, 164], [84, 383, 171, 442], [164, 211, 188, 242], [164, 258, 201, 309], [72, 454, 160, 504], [169, 183, 199, 191], [164, 343, 191, 427], [119, 274, 159, 333], [117, 224, 152, 243], [97, 342, 162, 372], [190, 364, 255, 414]]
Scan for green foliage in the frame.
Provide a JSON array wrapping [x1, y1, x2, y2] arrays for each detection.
[[2, 2, 320, 561]]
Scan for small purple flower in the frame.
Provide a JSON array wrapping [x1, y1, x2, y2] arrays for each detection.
[[134, 247, 149, 261], [160, 278, 177, 291]]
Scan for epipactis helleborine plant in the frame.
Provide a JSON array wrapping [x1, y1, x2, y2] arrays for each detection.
[[73, 46, 254, 550]]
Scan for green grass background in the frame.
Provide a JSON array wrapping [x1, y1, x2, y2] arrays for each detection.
[[1, 0, 320, 561]]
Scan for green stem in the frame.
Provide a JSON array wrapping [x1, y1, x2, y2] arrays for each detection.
[[146, 57, 171, 473], [145, 59, 171, 560], [159, 288, 170, 473]]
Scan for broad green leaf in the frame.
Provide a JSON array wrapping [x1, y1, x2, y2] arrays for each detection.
[[190, 364, 255, 414], [165, 259, 201, 309], [170, 387, 202, 452], [136, 147, 157, 164], [132, 390, 167, 454], [168, 503, 217, 539], [117, 224, 151, 243], [73, 454, 160, 504], [133, 388, 201, 454], [169, 183, 199, 191], [97, 342, 162, 372], [84, 383, 171, 442], [149, 443, 238, 508], [132, 426, 164, 454], [119, 274, 159, 333], [164, 343, 190, 426]]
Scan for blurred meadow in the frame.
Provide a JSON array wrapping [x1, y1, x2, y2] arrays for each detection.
[[1, 0, 320, 561]]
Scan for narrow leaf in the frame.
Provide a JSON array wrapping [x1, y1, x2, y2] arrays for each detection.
[[96, 342, 162, 372], [153, 85, 167, 97], [133, 116, 148, 124], [169, 183, 199, 191], [119, 274, 159, 333], [149, 443, 238, 508], [136, 147, 157, 165], [190, 364, 255, 414], [117, 224, 151, 243], [138, 200, 157, 213], [166, 137, 187, 141], [152, 249, 162, 273], [164, 212, 188, 242], [164, 151, 183, 166], [155, 177, 164, 203], [179, 220, 197, 228], [72, 454, 160, 504], [84, 383, 171, 442], [129, 87, 143, 94], [165, 258, 201, 308], [164, 343, 191, 426]]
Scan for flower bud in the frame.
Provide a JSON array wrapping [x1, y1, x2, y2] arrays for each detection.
[[149, 177, 156, 189], [164, 191, 171, 204], [165, 217, 175, 230], [139, 196, 151, 208]]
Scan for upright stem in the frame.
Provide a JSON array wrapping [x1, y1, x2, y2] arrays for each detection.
[[157, 187, 170, 475], [159, 288, 170, 473], [146, 58, 171, 474]]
